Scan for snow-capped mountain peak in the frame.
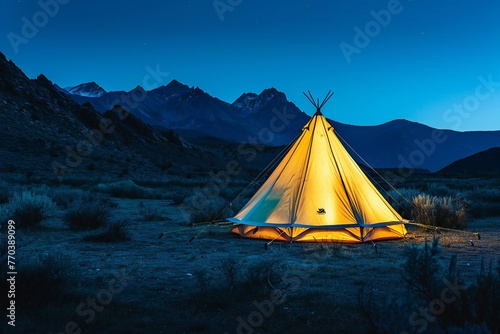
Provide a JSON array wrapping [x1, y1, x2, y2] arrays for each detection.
[[232, 92, 257, 110], [65, 82, 106, 97]]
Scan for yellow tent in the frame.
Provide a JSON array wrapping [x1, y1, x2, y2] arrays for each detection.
[[228, 92, 407, 243]]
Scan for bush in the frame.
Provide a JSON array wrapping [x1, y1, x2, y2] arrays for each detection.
[[64, 199, 111, 230], [386, 188, 422, 218], [182, 195, 227, 225], [44, 187, 87, 209], [412, 194, 467, 229], [167, 188, 191, 205], [188, 257, 284, 311], [243, 258, 283, 296], [6, 253, 78, 308], [218, 257, 240, 290], [468, 259, 500, 332], [85, 218, 130, 242], [402, 237, 442, 300], [468, 202, 500, 218], [0, 186, 11, 204], [367, 237, 500, 333], [3, 191, 56, 228], [95, 180, 150, 199], [138, 201, 164, 221], [426, 183, 453, 197]]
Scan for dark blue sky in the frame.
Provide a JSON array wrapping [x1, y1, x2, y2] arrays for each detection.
[[2, 0, 500, 131]]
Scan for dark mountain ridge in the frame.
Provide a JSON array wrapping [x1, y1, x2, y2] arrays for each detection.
[[438, 147, 500, 177], [0, 52, 220, 181]]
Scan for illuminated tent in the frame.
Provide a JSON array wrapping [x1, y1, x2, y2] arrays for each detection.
[[227, 92, 407, 243]]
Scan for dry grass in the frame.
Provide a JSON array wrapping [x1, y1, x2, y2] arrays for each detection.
[[1, 191, 56, 228], [2, 175, 499, 333]]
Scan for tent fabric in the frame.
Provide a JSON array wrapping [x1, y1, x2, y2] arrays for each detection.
[[227, 111, 407, 243]]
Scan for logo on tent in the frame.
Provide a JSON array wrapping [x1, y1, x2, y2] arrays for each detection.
[[317, 208, 326, 214]]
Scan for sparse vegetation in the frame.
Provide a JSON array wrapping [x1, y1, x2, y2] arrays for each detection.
[[138, 201, 164, 221], [64, 199, 111, 230], [85, 218, 131, 242], [2, 191, 56, 228], [16, 252, 78, 306], [412, 194, 468, 229], [95, 179, 150, 199], [0, 180, 12, 204], [182, 195, 227, 225], [364, 237, 500, 333], [189, 256, 283, 311], [42, 186, 87, 209], [0, 170, 499, 333]]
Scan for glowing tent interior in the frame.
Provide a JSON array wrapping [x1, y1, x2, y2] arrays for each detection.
[[227, 91, 407, 243]]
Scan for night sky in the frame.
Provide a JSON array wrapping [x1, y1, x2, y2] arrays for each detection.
[[2, 0, 500, 131]]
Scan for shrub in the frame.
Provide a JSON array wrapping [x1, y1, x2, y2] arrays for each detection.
[[386, 188, 422, 218], [468, 202, 500, 218], [402, 237, 442, 300], [85, 218, 130, 242], [0, 181, 11, 204], [468, 259, 500, 332], [367, 238, 454, 333], [188, 258, 284, 311], [64, 199, 111, 230], [368, 237, 500, 333], [412, 194, 467, 229], [167, 187, 191, 205], [14, 253, 77, 307], [243, 258, 283, 296], [138, 201, 164, 221], [426, 183, 453, 197], [95, 180, 150, 199], [4, 191, 56, 228], [43, 187, 87, 209], [218, 257, 240, 290], [182, 195, 227, 225]]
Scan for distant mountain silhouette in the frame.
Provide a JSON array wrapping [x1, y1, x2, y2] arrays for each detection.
[[0, 51, 215, 180], [438, 147, 500, 176], [64, 79, 500, 172], [2, 50, 500, 173], [68, 82, 309, 145]]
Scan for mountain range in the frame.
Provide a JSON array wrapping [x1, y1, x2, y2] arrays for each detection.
[[1, 49, 499, 177], [438, 147, 500, 176], [0, 51, 225, 181], [66, 81, 308, 147], [64, 80, 500, 172]]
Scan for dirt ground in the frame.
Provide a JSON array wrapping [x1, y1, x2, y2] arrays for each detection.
[[4, 196, 499, 334]]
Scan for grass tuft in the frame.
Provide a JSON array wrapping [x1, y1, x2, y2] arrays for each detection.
[[3, 191, 56, 228], [84, 218, 131, 242], [64, 199, 111, 230]]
